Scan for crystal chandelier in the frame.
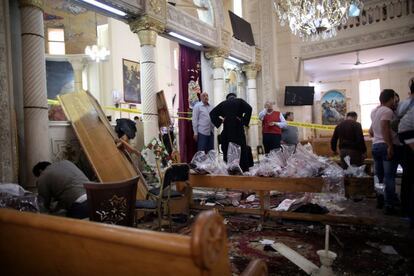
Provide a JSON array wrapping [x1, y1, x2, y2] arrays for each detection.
[[273, 0, 363, 41], [84, 45, 110, 62]]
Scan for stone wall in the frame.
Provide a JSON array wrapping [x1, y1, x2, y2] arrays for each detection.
[[0, 0, 18, 182]]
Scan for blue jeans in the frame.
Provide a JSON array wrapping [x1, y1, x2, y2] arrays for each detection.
[[372, 143, 399, 208], [197, 132, 214, 153]]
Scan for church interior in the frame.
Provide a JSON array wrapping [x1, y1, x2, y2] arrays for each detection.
[[1, 0, 414, 275]]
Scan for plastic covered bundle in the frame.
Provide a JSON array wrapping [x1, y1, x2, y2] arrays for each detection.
[[0, 183, 39, 213], [190, 151, 210, 174], [343, 155, 368, 177], [321, 160, 346, 199], [190, 150, 228, 175], [227, 142, 243, 175]]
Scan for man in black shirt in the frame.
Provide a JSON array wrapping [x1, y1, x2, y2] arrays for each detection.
[[331, 112, 367, 168]]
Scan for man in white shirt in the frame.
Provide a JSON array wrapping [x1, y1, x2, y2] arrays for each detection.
[[370, 89, 399, 214], [192, 92, 214, 153]]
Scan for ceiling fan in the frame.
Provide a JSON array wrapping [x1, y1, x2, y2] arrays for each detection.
[[167, 0, 209, 11], [341, 51, 384, 66]]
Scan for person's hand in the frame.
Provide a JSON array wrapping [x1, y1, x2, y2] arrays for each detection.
[[193, 134, 198, 141], [387, 146, 394, 160]]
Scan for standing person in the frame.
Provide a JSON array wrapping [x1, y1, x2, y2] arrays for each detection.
[[210, 93, 252, 171], [258, 101, 287, 153], [281, 112, 299, 145], [370, 89, 399, 214], [33, 160, 90, 219], [330, 112, 367, 168], [398, 106, 414, 227], [192, 92, 214, 153], [397, 78, 414, 219]]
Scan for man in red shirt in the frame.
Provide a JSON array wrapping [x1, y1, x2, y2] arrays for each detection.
[[258, 101, 287, 153]]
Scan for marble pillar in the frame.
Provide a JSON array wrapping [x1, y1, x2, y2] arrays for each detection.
[[19, 0, 50, 187], [206, 49, 228, 107], [130, 17, 164, 145], [68, 56, 85, 92], [243, 63, 261, 155]]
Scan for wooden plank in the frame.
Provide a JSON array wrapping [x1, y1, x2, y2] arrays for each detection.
[[272, 243, 318, 275], [191, 204, 376, 225], [58, 91, 147, 199], [189, 174, 324, 192]]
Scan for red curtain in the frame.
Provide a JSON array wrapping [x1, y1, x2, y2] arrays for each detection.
[[178, 45, 201, 163]]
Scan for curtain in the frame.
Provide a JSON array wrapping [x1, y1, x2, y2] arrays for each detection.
[[178, 45, 202, 163]]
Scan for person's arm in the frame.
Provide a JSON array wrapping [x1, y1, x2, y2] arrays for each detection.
[[369, 126, 374, 137], [241, 100, 252, 126], [276, 113, 288, 128], [258, 109, 266, 121], [357, 123, 367, 154], [209, 103, 223, 128], [192, 105, 199, 140], [37, 180, 51, 211], [330, 126, 339, 154], [381, 119, 393, 159]]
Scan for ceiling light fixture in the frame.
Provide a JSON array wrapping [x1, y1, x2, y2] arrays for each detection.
[[168, 31, 203, 47], [85, 45, 110, 62], [273, 0, 363, 41], [80, 0, 127, 17], [228, 55, 245, 64]]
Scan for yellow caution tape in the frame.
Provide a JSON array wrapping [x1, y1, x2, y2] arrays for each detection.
[[104, 106, 142, 114], [287, 121, 336, 130], [48, 99, 60, 105], [48, 99, 369, 132]]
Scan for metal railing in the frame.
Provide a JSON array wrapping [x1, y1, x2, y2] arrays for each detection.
[[338, 0, 414, 31]]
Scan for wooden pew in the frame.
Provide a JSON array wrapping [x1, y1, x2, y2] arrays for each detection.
[[0, 209, 267, 276], [309, 138, 373, 159], [188, 174, 376, 225]]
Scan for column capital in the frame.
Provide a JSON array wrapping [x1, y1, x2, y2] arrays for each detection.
[[205, 48, 229, 69], [129, 15, 165, 46], [242, 63, 261, 80], [19, 0, 43, 10]]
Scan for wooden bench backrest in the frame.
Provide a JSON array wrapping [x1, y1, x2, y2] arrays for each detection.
[[0, 209, 233, 276], [310, 138, 372, 158]]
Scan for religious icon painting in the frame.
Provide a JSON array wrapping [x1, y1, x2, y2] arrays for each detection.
[[321, 90, 347, 125], [187, 64, 201, 109], [122, 59, 141, 103]]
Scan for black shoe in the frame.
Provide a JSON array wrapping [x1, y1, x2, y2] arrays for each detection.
[[376, 194, 384, 209]]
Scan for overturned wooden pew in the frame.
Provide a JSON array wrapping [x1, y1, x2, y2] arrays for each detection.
[[0, 209, 267, 276]]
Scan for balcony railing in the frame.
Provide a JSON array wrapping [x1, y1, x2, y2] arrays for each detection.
[[338, 0, 414, 31]]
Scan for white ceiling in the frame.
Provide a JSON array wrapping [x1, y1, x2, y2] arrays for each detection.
[[304, 41, 414, 78]]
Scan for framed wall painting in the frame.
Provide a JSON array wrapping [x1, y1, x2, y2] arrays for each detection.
[[321, 90, 346, 125], [123, 59, 141, 103]]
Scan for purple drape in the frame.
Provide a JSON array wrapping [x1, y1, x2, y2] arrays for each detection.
[[178, 45, 201, 163]]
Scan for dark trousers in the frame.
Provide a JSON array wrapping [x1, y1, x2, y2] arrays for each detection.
[[263, 133, 281, 154], [400, 144, 414, 216], [197, 132, 214, 153], [339, 148, 364, 169], [372, 143, 401, 208], [66, 201, 89, 219]]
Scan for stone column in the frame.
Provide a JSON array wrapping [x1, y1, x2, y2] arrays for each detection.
[[68, 56, 85, 92], [130, 16, 165, 145], [205, 49, 228, 107], [243, 63, 261, 155], [19, 0, 50, 187]]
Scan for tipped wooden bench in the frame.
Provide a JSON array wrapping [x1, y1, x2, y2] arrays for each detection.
[[0, 209, 267, 276]]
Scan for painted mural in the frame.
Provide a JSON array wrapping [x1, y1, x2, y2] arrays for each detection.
[[321, 90, 346, 125]]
